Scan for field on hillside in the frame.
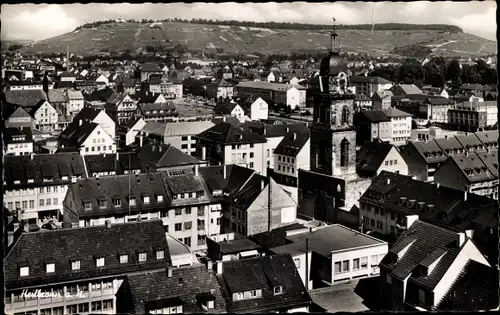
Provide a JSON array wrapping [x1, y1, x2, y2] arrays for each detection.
[[20, 22, 497, 57]]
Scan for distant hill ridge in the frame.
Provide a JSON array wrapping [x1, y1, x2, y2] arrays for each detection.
[[75, 19, 464, 33]]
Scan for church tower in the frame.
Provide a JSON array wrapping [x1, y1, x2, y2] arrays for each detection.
[[309, 19, 357, 176]]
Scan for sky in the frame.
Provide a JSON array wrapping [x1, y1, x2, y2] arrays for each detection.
[[1, 2, 497, 41]]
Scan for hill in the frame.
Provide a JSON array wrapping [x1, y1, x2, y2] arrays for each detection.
[[19, 21, 496, 58]]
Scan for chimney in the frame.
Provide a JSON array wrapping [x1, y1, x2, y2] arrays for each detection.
[[386, 178, 391, 185], [139, 135, 143, 147], [223, 117, 226, 122], [206, 258, 213, 271], [464, 191, 467, 201], [116, 152, 119, 161], [216, 261, 223, 275], [457, 232, 466, 247], [293, 133, 297, 140], [30, 153, 34, 160], [436, 182, 440, 189], [167, 267, 173, 278], [223, 165, 227, 179], [194, 164, 199, 176], [105, 220, 112, 228], [79, 120, 83, 126], [286, 127, 289, 133], [263, 128, 267, 136], [261, 179, 265, 190]]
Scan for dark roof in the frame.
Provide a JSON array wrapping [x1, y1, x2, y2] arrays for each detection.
[[72, 106, 102, 123], [84, 152, 142, 175], [5, 220, 171, 289], [360, 171, 499, 234], [273, 132, 310, 157], [4, 153, 86, 189], [138, 102, 177, 116], [437, 260, 499, 311], [195, 122, 267, 144], [217, 254, 311, 313], [359, 110, 391, 122], [232, 173, 268, 210], [218, 237, 261, 255], [380, 220, 460, 290], [211, 116, 241, 127], [4, 127, 33, 144], [58, 71, 76, 77], [124, 265, 226, 314], [198, 165, 256, 198], [137, 143, 203, 168], [59, 121, 100, 149], [249, 223, 306, 249], [380, 107, 412, 118], [242, 122, 309, 138], [141, 63, 163, 72], [356, 142, 395, 176], [448, 150, 498, 183], [4, 89, 47, 107], [214, 100, 240, 116], [409, 141, 448, 164]]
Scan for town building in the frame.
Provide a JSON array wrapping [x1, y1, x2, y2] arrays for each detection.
[[238, 96, 269, 121], [410, 126, 463, 142], [59, 120, 117, 156], [271, 224, 388, 288], [447, 100, 498, 132], [71, 106, 116, 139], [358, 171, 498, 266], [62, 169, 223, 251], [433, 149, 498, 199], [379, 219, 493, 311], [213, 100, 247, 122], [83, 152, 142, 177], [141, 120, 215, 156], [356, 142, 409, 177], [105, 93, 138, 123], [29, 100, 59, 132], [206, 78, 234, 100], [235, 81, 307, 109], [401, 131, 498, 182], [194, 122, 267, 174], [206, 233, 262, 262], [3, 153, 86, 225], [117, 116, 146, 148], [371, 90, 393, 110], [3, 103, 36, 129], [4, 127, 34, 156], [355, 108, 413, 146], [116, 264, 226, 314], [4, 220, 171, 315], [137, 102, 178, 122], [350, 76, 393, 97], [389, 84, 423, 97], [66, 89, 85, 116], [140, 63, 164, 82], [137, 142, 205, 172], [166, 235, 198, 267]]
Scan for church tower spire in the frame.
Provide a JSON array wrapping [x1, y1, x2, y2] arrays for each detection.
[[330, 17, 338, 54]]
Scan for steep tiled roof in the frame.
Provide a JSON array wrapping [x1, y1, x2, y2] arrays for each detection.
[[409, 141, 448, 164], [380, 107, 412, 118], [4, 89, 47, 107], [138, 143, 203, 168], [359, 110, 391, 122], [59, 121, 99, 149], [4, 153, 86, 189], [380, 220, 460, 289], [46, 89, 67, 103], [356, 142, 395, 176], [195, 122, 267, 144], [72, 106, 102, 123], [198, 164, 255, 198], [141, 63, 163, 72], [393, 84, 423, 95], [449, 150, 498, 183], [242, 122, 309, 138], [273, 132, 309, 157], [437, 260, 499, 311], [123, 265, 226, 314], [66, 89, 84, 100], [214, 100, 240, 115], [218, 254, 311, 313], [84, 152, 142, 175], [4, 127, 33, 144], [5, 220, 171, 289]]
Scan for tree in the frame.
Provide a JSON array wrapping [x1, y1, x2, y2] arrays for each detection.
[[446, 59, 461, 83]]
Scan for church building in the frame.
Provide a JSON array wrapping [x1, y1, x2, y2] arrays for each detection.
[[297, 22, 372, 226]]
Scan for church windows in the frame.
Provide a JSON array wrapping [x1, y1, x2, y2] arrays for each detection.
[[316, 147, 323, 168], [341, 106, 349, 125], [340, 138, 350, 167]]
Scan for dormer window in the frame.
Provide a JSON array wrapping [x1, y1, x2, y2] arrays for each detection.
[[113, 198, 121, 207], [96, 257, 105, 267], [43, 176, 53, 182], [46, 263, 55, 273], [138, 252, 147, 262], [71, 260, 80, 270], [119, 254, 128, 264], [143, 196, 150, 204], [83, 201, 91, 210], [157, 195, 164, 203], [129, 197, 136, 206], [14, 180, 21, 184], [273, 286, 283, 295], [62, 176, 68, 180], [98, 199, 107, 208], [156, 250, 164, 260], [20, 266, 29, 277], [27, 179, 34, 183]]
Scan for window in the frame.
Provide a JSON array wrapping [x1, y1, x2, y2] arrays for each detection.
[[340, 138, 350, 167], [293, 258, 301, 268], [185, 207, 192, 215], [120, 254, 128, 264], [157, 195, 164, 203], [143, 196, 150, 204], [418, 288, 426, 305], [334, 261, 341, 274], [156, 250, 165, 260], [138, 252, 147, 262], [67, 304, 78, 314], [129, 197, 136, 206], [78, 303, 89, 313], [46, 198, 51, 206], [20, 266, 29, 276], [250, 144, 254, 148], [96, 257, 105, 267], [183, 237, 191, 247], [353, 258, 360, 270], [249, 152, 254, 158], [29, 200, 34, 209], [53, 307, 64, 315], [99, 199, 107, 208], [103, 299, 113, 310], [342, 260, 350, 272], [361, 256, 368, 269], [371, 255, 379, 266], [46, 263, 55, 273], [113, 198, 121, 207], [184, 221, 192, 230], [71, 260, 80, 270], [198, 235, 206, 246], [84, 201, 91, 210], [175, 209, 182, 216], [273, 286, 283, 295], [22, 201, 27, 209], [91, 301, 102, 312], [385, 161, 389, 166], [175, 223, 182, 231], [40, 199, 45, 207]]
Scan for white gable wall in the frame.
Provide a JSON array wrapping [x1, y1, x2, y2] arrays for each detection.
[[94, 110, 116, 139], [81, 124, 116, 155], [250, 97, 268, 121]]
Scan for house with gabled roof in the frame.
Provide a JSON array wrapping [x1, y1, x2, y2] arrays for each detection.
[[58, 120, 116, 155], [216, 254, 312, 313], [207, 78, 234, 100], [137, 142, 205, 172], [3, 127, 34, 156], [83, 152, 142, 177], [116, 264, 227, 314], [4, 220, 171, 315], [194, 122, 267, 174], [350, 75, 394, 97], [214, 99, 246, 121], [118, 116, 146, 148], [356, 142, 408, 178], [28, 99, 59, 131], [72, 106, 116, 139], [105, 92, 138, 123], [379, 219, 492, 311], [3, 103, 36, 129]]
